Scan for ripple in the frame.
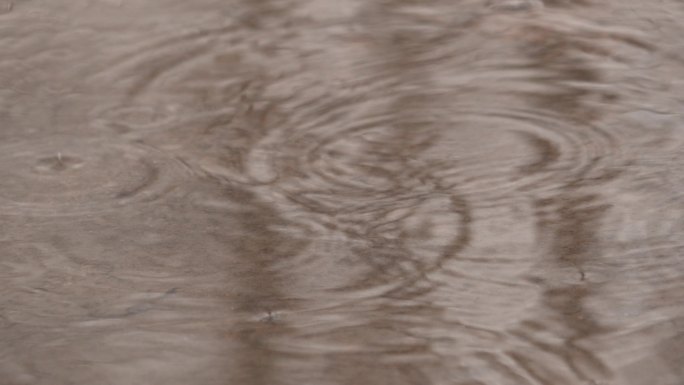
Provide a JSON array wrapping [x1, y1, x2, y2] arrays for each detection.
[[0, 241, 119, 326], [0, 137, 190, 216], [269, 104, 622, 210], [425, 109, 623, 203], [84, 9, 305, 101], [232, 108, 472, 297], [3, 1, 682, 383], [90, 101, 189, 136]]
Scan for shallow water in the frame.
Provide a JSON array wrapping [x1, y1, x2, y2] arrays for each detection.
[[1, 0, 683, 384]]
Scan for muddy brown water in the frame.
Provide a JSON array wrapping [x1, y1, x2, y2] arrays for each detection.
[[1, 0, 684, 384]]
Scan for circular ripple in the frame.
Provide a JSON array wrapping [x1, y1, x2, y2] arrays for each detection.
[[423, 109, 624, 203], [260, 107, 622, 209], [237, 101, 624, 294], [241, 110, 470, 295], [0, 137, 189, 216]]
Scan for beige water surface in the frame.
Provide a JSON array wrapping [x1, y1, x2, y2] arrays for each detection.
[[1, 1, 683, 384]]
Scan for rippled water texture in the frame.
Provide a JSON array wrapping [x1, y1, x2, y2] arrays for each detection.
[[2, 0, 684, 384]]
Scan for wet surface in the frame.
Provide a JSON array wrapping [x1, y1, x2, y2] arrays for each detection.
[[1, 0, 684, 384]]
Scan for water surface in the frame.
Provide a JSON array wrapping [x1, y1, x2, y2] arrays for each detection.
[[1, 0, 684, 384]]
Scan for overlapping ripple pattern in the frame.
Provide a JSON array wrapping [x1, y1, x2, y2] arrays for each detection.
[[1, 0, 683, 384]]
